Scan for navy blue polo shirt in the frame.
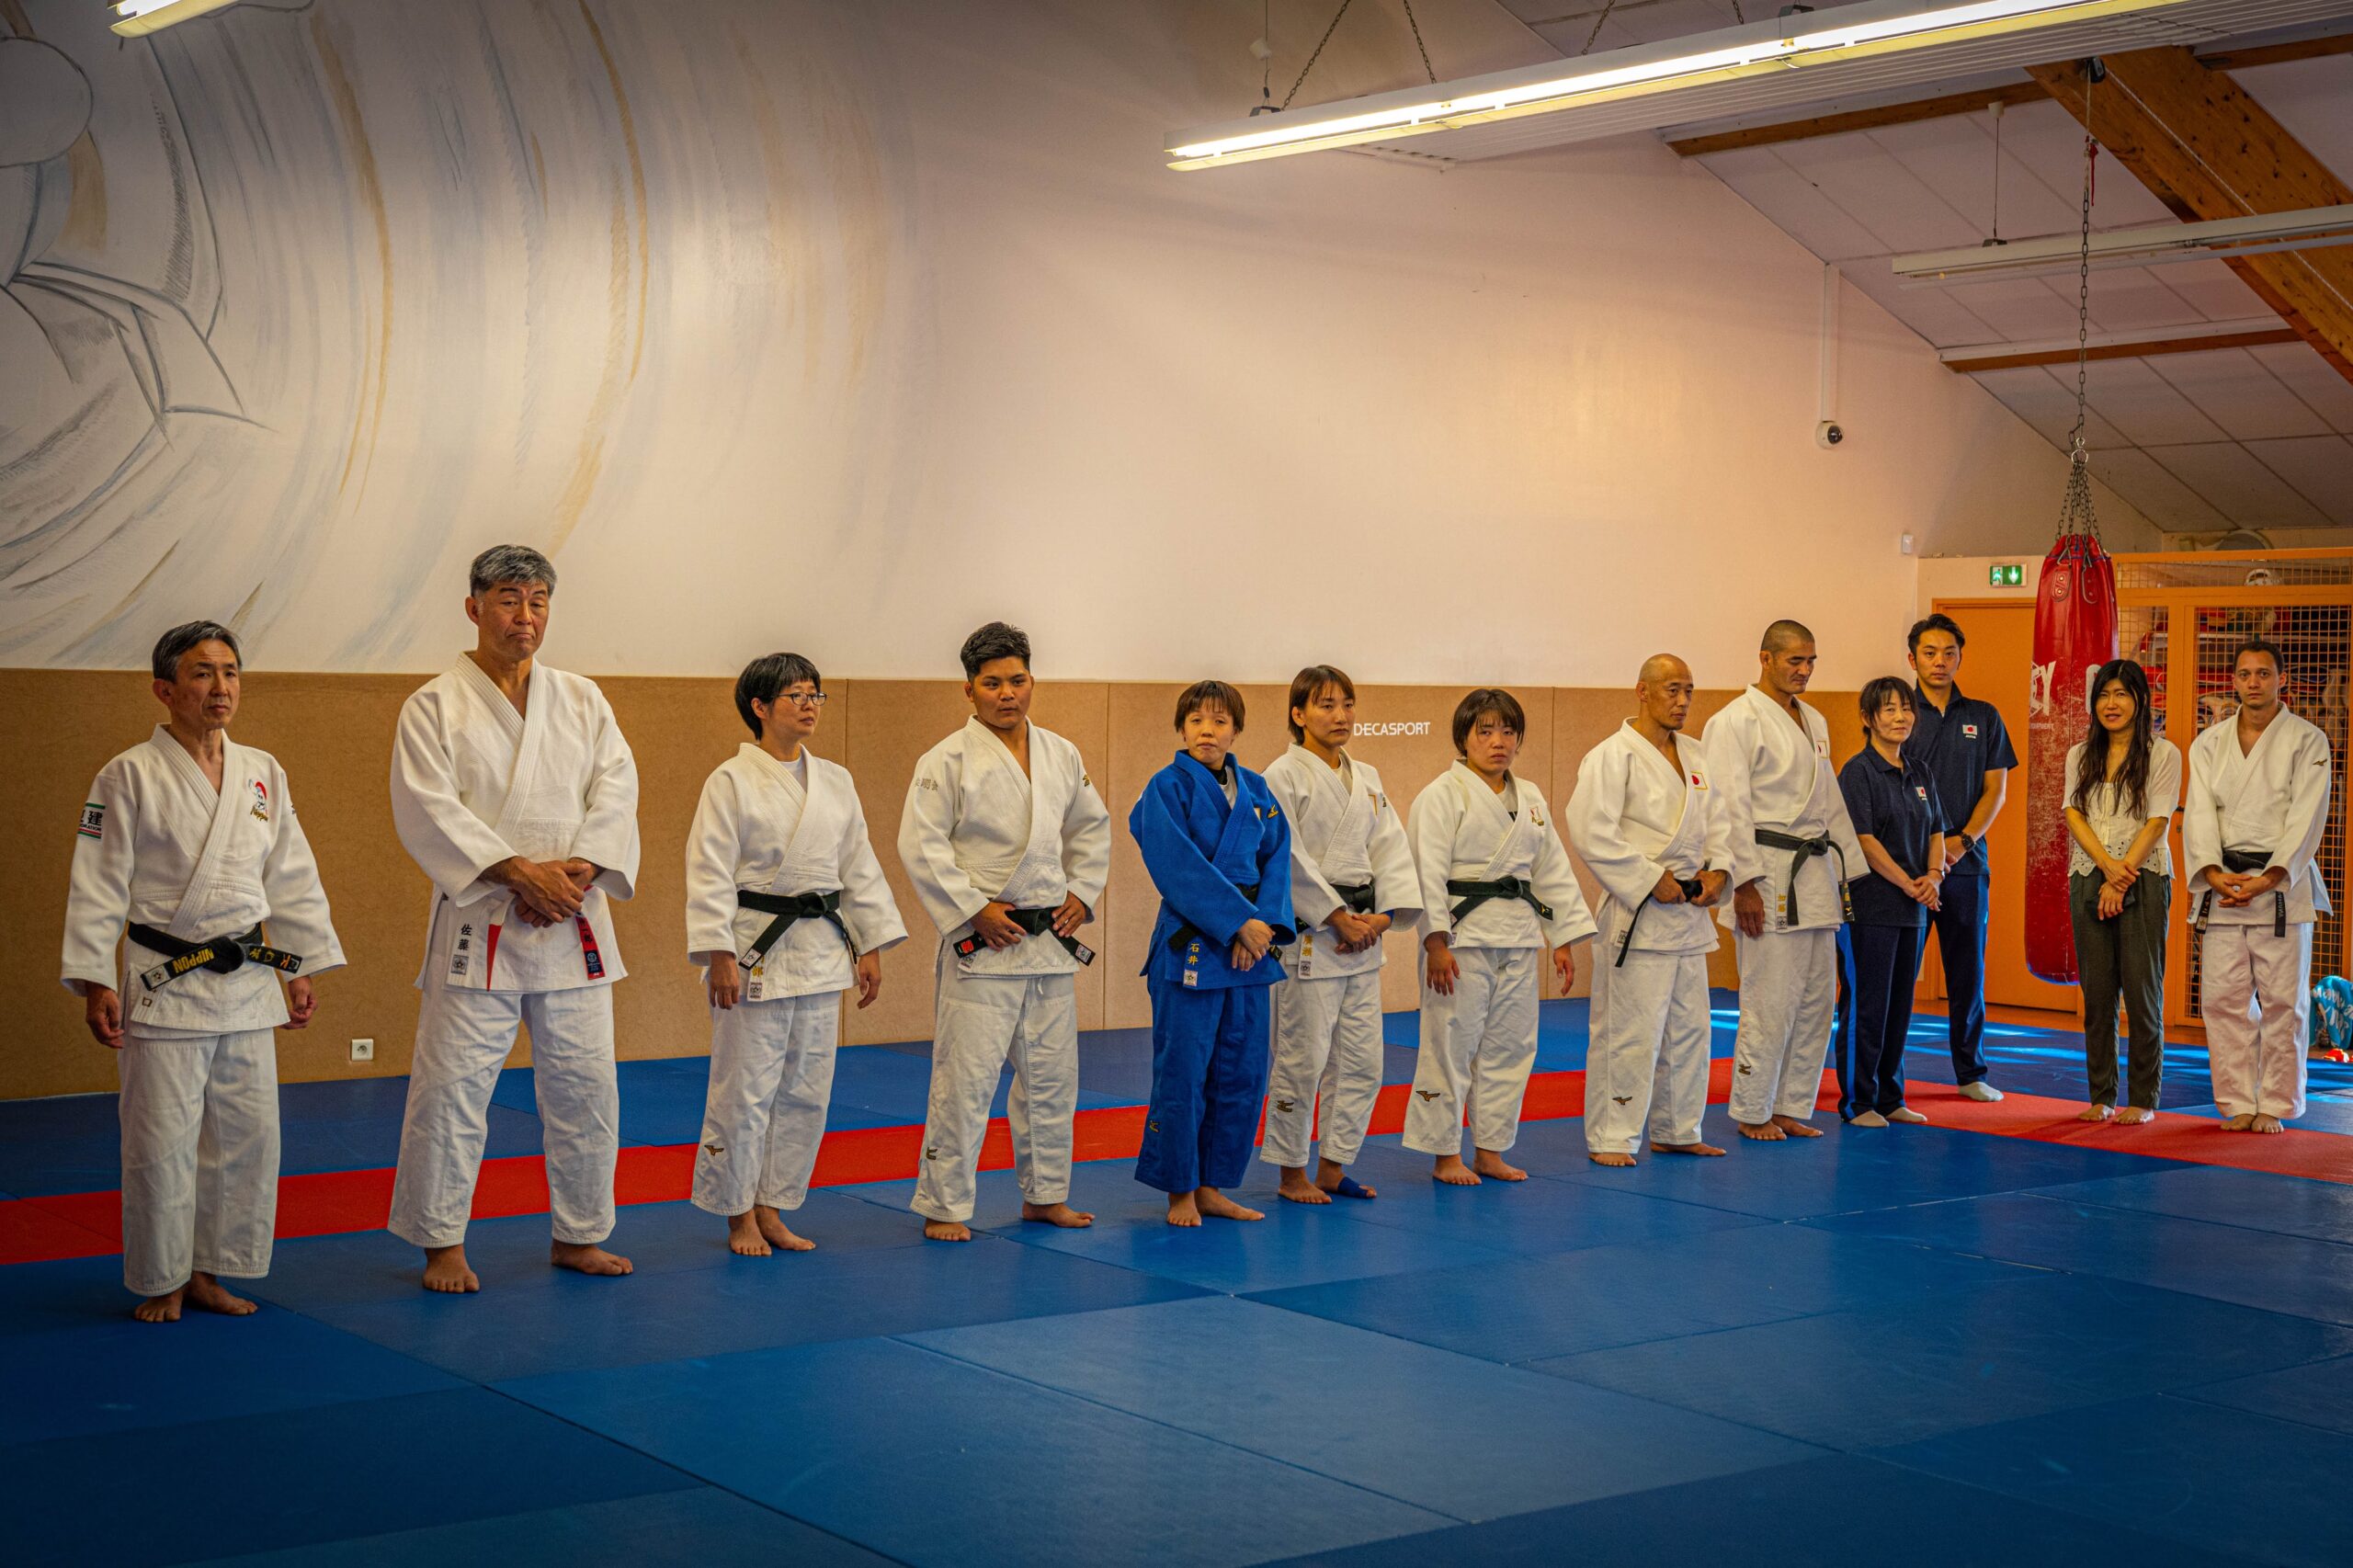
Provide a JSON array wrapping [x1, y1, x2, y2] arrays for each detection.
[[1904, 683, 2018, 878], [1839, 746, 1946, 928]]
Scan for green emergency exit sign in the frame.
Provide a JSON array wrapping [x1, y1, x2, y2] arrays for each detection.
[[1989, 563, 2025, 586]]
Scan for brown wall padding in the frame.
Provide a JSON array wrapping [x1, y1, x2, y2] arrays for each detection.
[[6, 668, 1861, 1099]]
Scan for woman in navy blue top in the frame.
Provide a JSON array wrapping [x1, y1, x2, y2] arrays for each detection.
[[1833, 678, 1947, 1126]]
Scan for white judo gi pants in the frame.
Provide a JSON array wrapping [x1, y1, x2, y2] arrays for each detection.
[[117, 1028, 279, 1298], [390, 972, 618, 1249], [1261, 971, 1385, 1169], [692, 992, 841, 1216], [2200, 924, 2313, 1120], [1586, 949, 1711, 1155], [1730, 928, 1836, 1126], [1404, 947, 1539, 1157], [912, 950, 1077, 1224]]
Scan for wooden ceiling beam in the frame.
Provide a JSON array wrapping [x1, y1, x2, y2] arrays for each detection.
[[2028, 48, 2353, 384], [1665, 27, 2353, 156], [1941, 325, 2302, 373]]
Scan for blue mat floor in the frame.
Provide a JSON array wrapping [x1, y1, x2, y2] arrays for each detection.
[[6, 998, 2352, 1565]]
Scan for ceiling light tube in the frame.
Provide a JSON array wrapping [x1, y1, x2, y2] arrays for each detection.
[[1893, 202, 2353, 282], [110, 0, 237, 38], [1166, 0, 2195, 169]]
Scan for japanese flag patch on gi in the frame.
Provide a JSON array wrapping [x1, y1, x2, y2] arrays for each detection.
[[78, 802, 105, 839], [1962, 723, 1980, 739]]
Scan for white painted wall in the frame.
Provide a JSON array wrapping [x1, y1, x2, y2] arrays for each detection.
[[1, 0, 2152, 692]]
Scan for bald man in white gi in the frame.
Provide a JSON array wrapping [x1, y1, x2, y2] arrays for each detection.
[[1700, 620, 1864, 1142], [388, 544, 642, 1292], [1569, 654, 1731, 1166], [2187, 639, 2334, 1132], [63, 620, 345, 1322]]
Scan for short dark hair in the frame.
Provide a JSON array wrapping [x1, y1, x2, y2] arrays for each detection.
[[1451, 687, 1525, 754], [733, 653, 823, 738], [1907, 612, 1965, 656], [960, 621, 1030, 679], [151, 620, 241, 682], [2235, 637, 2286, 676], [1176, 680, 1245, 733], [1859, 676, 1916, 730], [468, 543, 557, 597], [1761, 619, 1814, 654], [1286, 665, 1355, 742]]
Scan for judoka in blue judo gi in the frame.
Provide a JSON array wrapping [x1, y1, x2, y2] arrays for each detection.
[[1131, 681, 1297, 1226]]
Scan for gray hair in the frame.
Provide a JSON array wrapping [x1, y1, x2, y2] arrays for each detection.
[[468, 544, 558, 597], [151, 620, 242, 682]]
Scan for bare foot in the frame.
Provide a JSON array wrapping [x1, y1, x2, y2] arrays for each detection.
[[1314, 1159, 1373, 1199], [1736, 1119, 1786, 1142], [551, 1242, 633, 1277], [1472, 1149, 1527, 1181], [422, 1244, 480, 1294], [2250, 1113, 2286, 1135], [1589, 1151, 1637, 1167], [133, 1286, 185, 1323], [1279, 1169, 1333, 1205], [755, 1206, 816, 1252], [2076, 1104, 2116, 1123], [1020, 1201, 1096, 1229], [1652, 1141, 1728, 1157], [923, 1219, 973, 1243], [1196, 1187, 1266, 1221], [1433, 1154, 1482, 1186], [1166, 1191, 1201, 1227], [2220, 1114, 2256, 1131], [728, 1210, 773, 1256], [184, 1273, 257, 1316], [2117, 1106, 2155, 1125], [1886, 1107, 1929, 1125], [1770, 1115, 1823, 1139]]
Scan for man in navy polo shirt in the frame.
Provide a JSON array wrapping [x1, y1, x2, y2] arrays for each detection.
[[1904, 613, 2019, 1101]]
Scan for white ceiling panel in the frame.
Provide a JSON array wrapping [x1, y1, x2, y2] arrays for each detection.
[[2148, 440, 2336, 526], [2067, 267, 2224, 334], [1841, 259, 2006, 347], [2086, 446, 2232, 528], [1972, 365, 2134, 448], [2231, 55, 2353, 172], [2250, 342, 2353, 433], [1699, 144, 1893, 259], [2246, 434, 2353, 523], [2151, 257, 2279, 323], [2151, 347, 2336, 440], [1771, 134, 1984, 251], [1870, 111, 2086, 240], [1971, 100, 2184, 228], [1941, 275, 2087, 338], [2082, 357, 2233, 444]]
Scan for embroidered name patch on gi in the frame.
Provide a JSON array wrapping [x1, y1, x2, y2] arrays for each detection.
[[78, 802, 105, 839], [249, 780, 271, 821], [1915, 786, 1929, 801]]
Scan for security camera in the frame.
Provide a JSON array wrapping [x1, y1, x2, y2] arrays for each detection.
[[1816, 420, 1845, 449]]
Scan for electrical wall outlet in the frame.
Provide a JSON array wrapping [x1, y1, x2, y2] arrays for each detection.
[[351, 1038, 375, 1062], [1899, 532, 1915, 555]]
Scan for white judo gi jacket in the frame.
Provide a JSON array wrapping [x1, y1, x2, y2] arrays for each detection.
[[684, 744, 907, 999], [1568, 722, 1729, 960], [897, 718, 1110, 975], [1410, 763, 1596, 954], [1262, 744, 1422, 980], [1699, 687, 1863, 933], [2184, 707, 2334, 928], [390, 657, 641, 992], [63, 727, 347, 1033]]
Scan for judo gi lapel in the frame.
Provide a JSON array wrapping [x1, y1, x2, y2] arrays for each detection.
[[1290, 744, 1365, 869], [453, 655, 545, 852], [1176, 752, 1260, 873], [1452, 761, 1531, 876], [962, 717, 1056, 894], [1648, 730, 1709, 869], [2217, 710, 2286, 846], [739, 742, 813, 882], [149, 726, 248, 940]]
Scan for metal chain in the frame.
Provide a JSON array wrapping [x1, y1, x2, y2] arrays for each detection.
[[1582, 0, 1620, 54], [2061, 64, 2102, 544], [1400, 0, 1437, 83], [1730, 0, 1748, 23], [1281, 0, 1357, 109]]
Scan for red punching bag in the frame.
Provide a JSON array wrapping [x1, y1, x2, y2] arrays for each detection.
[[2025, 465, 2118, 983]]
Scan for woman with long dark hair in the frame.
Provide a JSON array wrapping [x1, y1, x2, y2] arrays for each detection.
[[2063, 660, 2182, 1123]]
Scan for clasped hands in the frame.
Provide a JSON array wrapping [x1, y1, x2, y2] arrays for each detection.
[[490, 856, 601, 926], [1325, 908, 1391, 954], [2203, 862, 2284, 913], [968, 893, 1092, 951]]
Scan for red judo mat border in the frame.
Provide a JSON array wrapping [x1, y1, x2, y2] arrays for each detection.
[[4, 1062, 2347, 1267]]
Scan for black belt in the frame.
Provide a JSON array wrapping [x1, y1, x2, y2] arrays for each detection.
[[1166, 884, 1259, 957], [1754, 829, 1852, 926], [1331, 881, 1377, 915], [957, 904, 1096, 965], [2197, 848, 2287, 938], [1446, 877, 1551, 926], [737, 890, 850, 968], [128, 922, 301, 993], [1614, 876, 1708, 969]]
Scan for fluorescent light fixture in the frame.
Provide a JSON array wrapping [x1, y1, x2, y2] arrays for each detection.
[[1165, 0, 2194, 169], [110, 0, 237, 38], [1894, 202, 2353, 283]]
